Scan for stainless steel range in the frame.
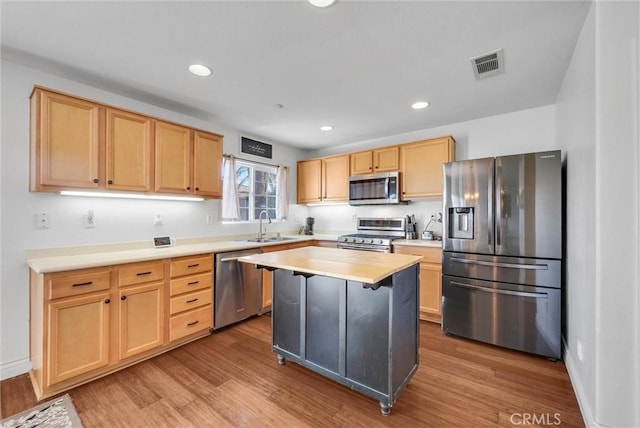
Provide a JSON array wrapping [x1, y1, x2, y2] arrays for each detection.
[[337, 217, 406, 252]]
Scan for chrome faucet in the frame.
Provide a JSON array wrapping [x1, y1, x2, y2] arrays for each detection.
[[258, 210, 271, 240]]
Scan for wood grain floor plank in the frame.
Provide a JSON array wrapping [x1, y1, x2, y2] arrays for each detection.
[[1, 316, 584, 427]]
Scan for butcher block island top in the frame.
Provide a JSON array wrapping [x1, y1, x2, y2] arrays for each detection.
[[238, 246, 422, 284]]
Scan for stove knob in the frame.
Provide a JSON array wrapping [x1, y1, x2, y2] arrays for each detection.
[[366, 239, 374, 244], [356, 238, 364, 243], [377, 239, 384, 244]]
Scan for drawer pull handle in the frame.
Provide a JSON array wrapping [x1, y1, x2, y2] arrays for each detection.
[[187, 320, 199, 327], [104, 299, 110, 304], [72, 281, 93, 287], [121, 295, 127, 301], [187, 281, 200, 285], [186, 298, 198, 303], [187, 264, 200, 268], [136, 271, 152, 276]]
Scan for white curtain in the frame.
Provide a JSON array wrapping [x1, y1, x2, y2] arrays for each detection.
[[221, 155, 240, 221], [276, 166, 289, 220]]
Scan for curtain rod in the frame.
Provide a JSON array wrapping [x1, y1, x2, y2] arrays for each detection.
[[223, 153, 287, 169]]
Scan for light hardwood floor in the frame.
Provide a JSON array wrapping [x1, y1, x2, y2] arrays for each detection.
[[1, 316, 584, 427]]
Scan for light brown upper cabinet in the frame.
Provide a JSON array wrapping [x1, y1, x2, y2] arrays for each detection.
[[322, 155, 350, 201], [154, 121, 192, 195], [193, 131, 223, 198], [105, 108, 153, 192], [30, 88, 101, 191], [297, 155, 349, 204], [30, 86, 223, 199], [297, 159, 322, 203], [350, 146, 399, 175], [400, 136, 455, 200]]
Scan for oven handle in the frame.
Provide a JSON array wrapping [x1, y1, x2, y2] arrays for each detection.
[[337, 243, 390, 253], [450, 257, 548, 270], [450, 281, 548, 299]]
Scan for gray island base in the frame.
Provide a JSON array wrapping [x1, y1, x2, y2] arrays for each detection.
[[266, 264, 419, 415]]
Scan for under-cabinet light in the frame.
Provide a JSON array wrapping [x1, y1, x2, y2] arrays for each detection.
[[59, 190, 204, 202]]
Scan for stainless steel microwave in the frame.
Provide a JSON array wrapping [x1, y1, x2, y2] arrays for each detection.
[[348, 171, 401, 205]]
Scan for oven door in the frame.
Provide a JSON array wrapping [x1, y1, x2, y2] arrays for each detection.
[[442, 275, 561, 359]]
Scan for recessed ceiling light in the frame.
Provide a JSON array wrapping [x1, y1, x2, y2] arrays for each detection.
[[320, 125, 334, 131], [308, 0, 337, 7], [412, 101, 430, 110], [188, 64, 212, 77]]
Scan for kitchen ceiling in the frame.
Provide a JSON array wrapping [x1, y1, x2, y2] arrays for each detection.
[[1, 1, 591, 150]]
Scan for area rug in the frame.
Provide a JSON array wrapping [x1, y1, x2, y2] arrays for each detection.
[[0, 394, 83, 428]]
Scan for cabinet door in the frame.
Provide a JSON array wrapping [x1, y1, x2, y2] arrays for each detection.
[[419, 263, 442, 322], [350, 151, 373, 175], [322, 155, 349, 201], [297, 159, 322, 204], [193, 131, 223, 198], [118, 282, 165, 360], [32, 89, 101, 190], [373, 146, 399, 172], [105, 108, 153, 192], [400, 137, 454, 200], [155, 121, 192, 194], [47, 292, 111, 386]]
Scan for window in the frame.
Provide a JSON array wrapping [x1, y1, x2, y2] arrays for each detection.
[[236, 160, 278, 221]]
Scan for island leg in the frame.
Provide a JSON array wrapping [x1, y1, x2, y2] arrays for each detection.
[[277, 354, 286, 365], [380, 402, 391, 416]]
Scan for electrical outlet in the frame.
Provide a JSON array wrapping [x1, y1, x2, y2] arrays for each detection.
[[206, 214, 214, 224], [35, 212, 49, 229], [351, 213, 357, 222], [576, 340, 583, 361], [83, 209, 95, 228], [154, 213, 163, 226]]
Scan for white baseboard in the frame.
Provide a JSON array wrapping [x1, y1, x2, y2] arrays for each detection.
[[0, 358, 31, 381], [563, 339, 605, 428]]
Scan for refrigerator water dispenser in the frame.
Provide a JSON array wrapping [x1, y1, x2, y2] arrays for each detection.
[[448, 207, 474, 239]]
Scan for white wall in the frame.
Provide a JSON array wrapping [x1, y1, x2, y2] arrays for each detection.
[[0, 59, 309, 378], [557, 1, 640, 427], [555, 4, 597, 425], [308, 105, 557, 234]]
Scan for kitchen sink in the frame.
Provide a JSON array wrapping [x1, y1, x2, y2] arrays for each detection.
[[241, 236, 298, 243]]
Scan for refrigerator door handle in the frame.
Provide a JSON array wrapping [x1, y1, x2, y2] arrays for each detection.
[[488, 159, 494, 246], [495, 159, 503, 247], [450, 281, 548, 299], [450, 257, 549, 270]]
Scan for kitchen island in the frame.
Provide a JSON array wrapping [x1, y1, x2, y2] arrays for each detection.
[[238, 247, 422, 415]]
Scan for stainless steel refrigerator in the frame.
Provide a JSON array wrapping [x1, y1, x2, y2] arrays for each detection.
[[442, 150, 562, 359]]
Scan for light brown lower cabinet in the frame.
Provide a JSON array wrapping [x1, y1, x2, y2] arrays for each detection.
[[29, 255, 213, 400], [260, 240, 313, 312], [393, 245, 442, 323]]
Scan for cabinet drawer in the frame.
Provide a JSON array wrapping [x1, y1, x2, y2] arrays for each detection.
[[170, 255, 212, 278], [170, 289, 211, 315], [47, 269, 111, 300], [394, 245, 442, 263], [170, 272, 212, 296], [169, 305, 212, 341], [118, 261, 164, 287]]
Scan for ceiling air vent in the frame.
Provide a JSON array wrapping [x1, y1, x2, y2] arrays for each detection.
[[470, 49, 504, 80]]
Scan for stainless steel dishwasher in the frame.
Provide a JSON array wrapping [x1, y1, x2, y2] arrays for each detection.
[[214, 248, 263, 329]]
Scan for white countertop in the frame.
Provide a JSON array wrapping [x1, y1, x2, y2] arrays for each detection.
[[26, 233, 441, 274], [392, 239, 442, 248], [27, 234, 340, 274]]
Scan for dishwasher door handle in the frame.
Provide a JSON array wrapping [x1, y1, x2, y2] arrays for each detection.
[[219, 256, 244, 263], [450, 281, 548, 299]]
